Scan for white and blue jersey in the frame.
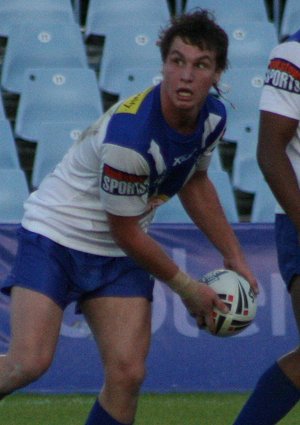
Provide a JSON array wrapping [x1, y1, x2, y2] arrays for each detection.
[[260, 29, 300, 214], [259, 29, 300, 287], [22, 84, 226, 256]]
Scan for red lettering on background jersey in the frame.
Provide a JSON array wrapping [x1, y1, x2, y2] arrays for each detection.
[[265, 57, 300, 93], [269, 58, 300, 81]]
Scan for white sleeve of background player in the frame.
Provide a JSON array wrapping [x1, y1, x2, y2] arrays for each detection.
[[100, 143, 150, 216], [260, 84, 300, 120], [260, 42, 300, 120]]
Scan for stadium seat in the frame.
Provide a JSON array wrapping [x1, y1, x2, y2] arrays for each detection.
[[219, 67, 265, 142], [0, 0, 76, 37], [185, 0, 270, 23], [232, 154, 263, 194], [174, 0, 183, 15], [230, 119, 260, 195], [0, 93, 6, 119], [209, 148, 223, 172], [232, 120, 259, 161], [98, 24, 162, 95], [208, 170, 239, 222], [85, 0, 170, 39], [251, 178, 276, 223], [0, 119, 20, 169], [280, 0, 300, 39], [221, 21, 278, 69], [15, 67, 103, 142], [0, 168, 29, 223], [1, 22, 88, 94], [31, 121, 91, 188], [119, 67, 163, 100], [227, 118, 261, 194]]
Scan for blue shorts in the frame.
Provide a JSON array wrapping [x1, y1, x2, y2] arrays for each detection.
[[275, 214, 300, 290], [1, 227, 154, 311]]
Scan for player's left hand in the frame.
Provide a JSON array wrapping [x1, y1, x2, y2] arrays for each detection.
[[223, 257, 259, 296]]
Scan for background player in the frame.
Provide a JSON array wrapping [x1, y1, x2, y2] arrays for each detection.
[[0, 11, 257, 425], [233, 29, 300, 425]]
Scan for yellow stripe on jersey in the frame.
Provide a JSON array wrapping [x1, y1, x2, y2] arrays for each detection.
[[116, 87, 153, 115]]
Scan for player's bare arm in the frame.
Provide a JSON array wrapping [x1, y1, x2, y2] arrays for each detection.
[[179, 169, 259, 294], [258, 110, 300, 230], [233, 29, 300, 425], [107, 212, 228, 330], [107, 212, 178, 282]]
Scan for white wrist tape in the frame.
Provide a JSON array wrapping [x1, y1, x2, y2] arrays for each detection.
[[167, 270, 199, 299]]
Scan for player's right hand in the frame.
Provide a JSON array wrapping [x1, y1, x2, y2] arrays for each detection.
[[181, 280, 228, 333], [167, 270, 228, 333]]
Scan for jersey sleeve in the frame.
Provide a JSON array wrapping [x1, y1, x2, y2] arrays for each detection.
[[99, 143, 151, 216], [260, 42, 300, 120], [195, 151, 212, 171], [195, 119, 226, 172]]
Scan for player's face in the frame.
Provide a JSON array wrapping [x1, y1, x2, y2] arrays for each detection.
[[161, 37, 221, 126]]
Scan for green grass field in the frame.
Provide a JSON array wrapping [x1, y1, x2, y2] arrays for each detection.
[[1, 393, 300, 424]]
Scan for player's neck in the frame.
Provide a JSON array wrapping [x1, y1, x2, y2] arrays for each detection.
[[163, 106, 200, 135], [160, 87, 201, 135]]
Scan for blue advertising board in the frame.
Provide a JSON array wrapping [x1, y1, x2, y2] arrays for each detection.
[[0, 223, 297, 393]]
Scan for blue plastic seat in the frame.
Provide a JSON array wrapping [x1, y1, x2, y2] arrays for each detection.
[[251, 178, 276, 223], [185, 0, 270, 23], [0, 119, 20, 169], [219, 67, 265, 142], [235, 120, 259, 154], [0, 0, 75, 37], [31, 121, 91, 188], [85, 0, 170, 39], [232, 154, 263, 194], [1, 22, 88, 94], [15, 67, 103, 142], [208, 170, 239, 223], [0, 168, 29, 223], [209, 148, 223, 172], [230, 119, 261, 195], [221, 21, 278, 69], [0, 93, 6, 119], [119, 67, 163, 100], [99, 24, 162, 95], [280, 0, 300, 39]]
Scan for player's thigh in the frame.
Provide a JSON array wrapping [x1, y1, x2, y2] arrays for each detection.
[[9, 286, 63, 360], [81, 296, 152, 366]]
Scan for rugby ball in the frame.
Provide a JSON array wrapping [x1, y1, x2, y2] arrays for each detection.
[[201, 269, 257, 337]]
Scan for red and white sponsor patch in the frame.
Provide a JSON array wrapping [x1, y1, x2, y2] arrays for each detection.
[[265, 57, 300, 93], [101, 164, 148, 196]]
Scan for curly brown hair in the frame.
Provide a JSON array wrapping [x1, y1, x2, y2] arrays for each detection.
[[158, 9, 228, 72]]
